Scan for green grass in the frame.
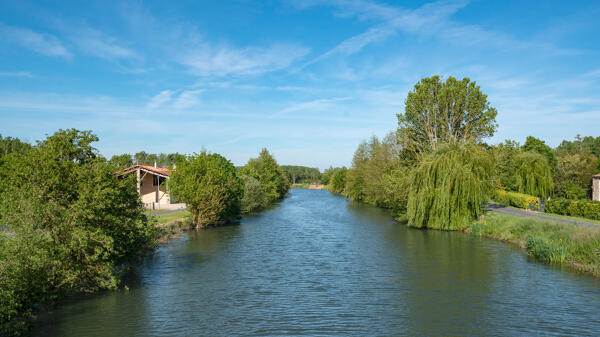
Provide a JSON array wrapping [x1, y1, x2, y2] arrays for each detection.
[[153, 210, 190, 225], [468, 212, 600, 277], [541, 211, 600, 225], [144, 209, 171, 215]]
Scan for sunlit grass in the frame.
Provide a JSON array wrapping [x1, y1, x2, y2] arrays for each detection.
[[469, 212, 600, 276]]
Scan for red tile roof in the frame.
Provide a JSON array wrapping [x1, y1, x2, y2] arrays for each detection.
[[115, 164, 171, 177], [594, 174, 600, 178]]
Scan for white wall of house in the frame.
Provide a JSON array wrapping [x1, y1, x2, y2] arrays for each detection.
[[594, 177, 600, 201]]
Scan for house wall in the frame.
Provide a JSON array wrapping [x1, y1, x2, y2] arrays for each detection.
[[139, 172, 170, 207], [594, 177, 600, 201]]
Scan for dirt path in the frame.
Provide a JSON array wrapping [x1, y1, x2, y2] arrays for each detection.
[[487, 203, 599, 227]]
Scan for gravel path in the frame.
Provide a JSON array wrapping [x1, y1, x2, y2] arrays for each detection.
[[487, 203, 598, 227]]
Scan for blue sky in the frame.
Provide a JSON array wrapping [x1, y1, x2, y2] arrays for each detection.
[[1, 0, 599, 169]]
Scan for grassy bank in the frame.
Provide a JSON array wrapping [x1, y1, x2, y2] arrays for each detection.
[[467, 212, 600, 277], [151, 210, 192, 243]]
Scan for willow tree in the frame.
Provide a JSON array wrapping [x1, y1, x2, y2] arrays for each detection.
[[514, 151, 553, 198], [407, 143, 493, 230], [397, 76, 498, 159]]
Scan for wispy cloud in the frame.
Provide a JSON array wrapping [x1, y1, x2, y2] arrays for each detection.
[[71, 27, 137, 60], [0, 23, 70, 58], [147, 90, 174, 110], [299, 0, 581, 67], [180, 43, 310, 77], [146, 89, 204, 111]]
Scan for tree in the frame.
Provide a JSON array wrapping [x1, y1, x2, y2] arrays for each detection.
[[522, 136, 556, 167], [240, 173, 268, 213], [0, 134, 31, 159], [0, 129, 156, 334], [554, 154, 598, 199], [109, 153, 133, 169], [397, 76, 498, 158], [514, 151, 553, 198], [330, 168, 347, 194], [240, 149, 289, 203], [407, 143, 493, 230], [492, 140, 521, 190], [170, 152, 243, 228]]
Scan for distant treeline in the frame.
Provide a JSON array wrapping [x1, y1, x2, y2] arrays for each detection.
[[280, 165, 321, 184], [108, 152, 186, 169]]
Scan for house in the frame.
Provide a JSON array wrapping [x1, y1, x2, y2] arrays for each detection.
[[594, 174, 600, 201], [116, 163, 185, 210]]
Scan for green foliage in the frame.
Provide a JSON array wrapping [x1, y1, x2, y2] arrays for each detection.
[[545, 198, 600, 221], [407, 143, 493, 230], [491, 140, 521, 190], [240, 174, 268, 213], [554, 154, 598, 198], [514, 151, 553, 198], [330, 168, 347, 194], [280, 165, 321, 184], [319, 166, 339, 185], [241, 149, 289, 204], [0, 134, 31, 159], [526, 236, 567, 263], [110, 152, 185, 169], [169, 152, 243, 228], [522, 136, 556, 167], [494, 189, 540, 210], [397, 75, 498, 158], [555, 135, 600, 158], [0, 129, 156, 334]]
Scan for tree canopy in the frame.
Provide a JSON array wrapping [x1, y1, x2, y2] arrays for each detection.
[[397, 76, 498, 158], [170, 152, 243, 228]]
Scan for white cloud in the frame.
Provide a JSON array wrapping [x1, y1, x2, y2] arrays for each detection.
[[69, 26, 137, 60], [172, 90, 203, 110], [180, 43, 310, 77], [0, 24, 70, 58], [300, 0, 581, 67], [147, 90, 174, 110]]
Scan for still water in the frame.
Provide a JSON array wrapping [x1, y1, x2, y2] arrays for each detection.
[[33, 189, 600, 336]]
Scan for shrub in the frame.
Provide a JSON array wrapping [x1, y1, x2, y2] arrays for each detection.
[[526, 236, 567, 263], [494, 189, 540, 210], [545, 198, 600, 220], [240, 175, 268, 213]]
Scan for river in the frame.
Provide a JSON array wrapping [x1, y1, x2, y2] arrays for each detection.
[[33, 189, 600, 336]]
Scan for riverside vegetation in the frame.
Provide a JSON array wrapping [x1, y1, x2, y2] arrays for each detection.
[[322, 75, 600, 277], [0, 132, 289, 334]]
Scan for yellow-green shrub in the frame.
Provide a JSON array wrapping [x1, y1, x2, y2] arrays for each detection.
[[494, 189, 540, 210]]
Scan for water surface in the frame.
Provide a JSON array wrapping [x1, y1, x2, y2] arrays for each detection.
[[33, 189, 600, 336]]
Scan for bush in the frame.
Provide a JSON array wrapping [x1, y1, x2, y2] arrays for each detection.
[[240, 175, 268, 213], [170, 152, 243, 228], [545, 198, 600, 220], [494, 189, 540, 210], [526, 236, 567, 263]]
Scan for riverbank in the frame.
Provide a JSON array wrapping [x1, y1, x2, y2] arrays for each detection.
[[468, 211, 600, 277]]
